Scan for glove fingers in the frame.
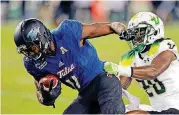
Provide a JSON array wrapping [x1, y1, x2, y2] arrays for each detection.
[[49, 79, 54, 92], [119, 29, 136, 41], [39, 83, 49, 96], [40, 83, 45, 93], [53, 103, 55, 108], [38, 80, 57, 107]]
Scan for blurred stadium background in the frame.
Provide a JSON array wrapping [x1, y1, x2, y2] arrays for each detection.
[[1, 0, 179, 114]]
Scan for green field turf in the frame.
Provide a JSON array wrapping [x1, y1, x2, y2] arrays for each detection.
[[1, 22, 179, 114]]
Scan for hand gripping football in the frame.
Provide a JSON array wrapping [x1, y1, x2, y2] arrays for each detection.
[[39, 74, 59, 91]]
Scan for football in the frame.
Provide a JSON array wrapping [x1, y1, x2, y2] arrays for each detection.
[[39, 74, 59, 90]]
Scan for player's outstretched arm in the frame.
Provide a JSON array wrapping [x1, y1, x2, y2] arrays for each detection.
[[132, 50, 176, 80], [119, 50, 177, 80], [81, 22, 126, 40]]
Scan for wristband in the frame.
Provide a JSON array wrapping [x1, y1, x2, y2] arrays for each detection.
[[118, 65, 132, 77]]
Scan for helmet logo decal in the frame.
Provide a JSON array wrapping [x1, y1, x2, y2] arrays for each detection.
[[151, 17, 159, 25], [27, 24, 40, 41]]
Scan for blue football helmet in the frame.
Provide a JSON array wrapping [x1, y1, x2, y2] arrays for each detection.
[[14, 18, 53, 61]]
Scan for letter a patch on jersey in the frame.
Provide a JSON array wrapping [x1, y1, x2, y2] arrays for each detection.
[[60, 47, 68, 54]]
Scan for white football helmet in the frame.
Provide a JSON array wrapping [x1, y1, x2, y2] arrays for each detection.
[[127, 12, 164, 52]]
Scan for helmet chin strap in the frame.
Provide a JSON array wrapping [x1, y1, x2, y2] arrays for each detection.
[[34, 53, 42, 60], [141, 45, 151, 53]]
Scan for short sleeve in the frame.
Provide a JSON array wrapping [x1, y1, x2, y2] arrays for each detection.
[[59, 19, 83, 42], [158, 39, 179, 59], [23, 57, 46, 81]]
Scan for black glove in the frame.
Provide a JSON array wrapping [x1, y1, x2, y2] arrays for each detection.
[[119, 29, 136, 41], [39, 79, 61, 108]]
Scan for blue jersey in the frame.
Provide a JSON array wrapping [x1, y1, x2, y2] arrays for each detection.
[[24, 20, 104, 90]]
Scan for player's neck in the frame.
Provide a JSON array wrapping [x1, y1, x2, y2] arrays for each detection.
[[48, 41, 56, 56], [50, 41, 55, 51]]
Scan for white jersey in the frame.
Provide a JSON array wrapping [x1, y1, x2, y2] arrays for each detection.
[[119, 39, 179, 111]]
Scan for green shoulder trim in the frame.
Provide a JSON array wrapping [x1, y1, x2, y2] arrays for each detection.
[[147, 39, 163, 56], [120, 50, 135, 66]]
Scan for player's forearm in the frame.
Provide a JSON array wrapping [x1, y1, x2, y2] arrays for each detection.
[[121, 51, 176, 80], [82, 22, 113, 39], [34, 80, 44, 104], [89, 22, 114, 38], [132, 66, 160, 80], [120, 76, 132, 90], [34, 80, 39, 90], [82, 22, 126, 39], [119, 65, 161, 80], [36, 90, 44, 104]]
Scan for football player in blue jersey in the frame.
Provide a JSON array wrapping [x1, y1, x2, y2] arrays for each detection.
[[14, 18, 130, 114]]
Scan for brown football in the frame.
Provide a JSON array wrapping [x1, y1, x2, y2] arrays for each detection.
[[39, 74, 59, 89]]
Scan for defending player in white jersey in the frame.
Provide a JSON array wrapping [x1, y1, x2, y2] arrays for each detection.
[[104, 12, 179, 114]]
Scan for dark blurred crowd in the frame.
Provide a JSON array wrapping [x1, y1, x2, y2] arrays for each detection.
[[1, 0, 179, 26]]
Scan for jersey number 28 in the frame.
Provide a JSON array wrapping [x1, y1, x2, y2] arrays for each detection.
[[137, 79, 166, 97]]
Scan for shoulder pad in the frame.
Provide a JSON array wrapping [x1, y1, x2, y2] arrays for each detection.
[[146, 39, 163, 56], [147, 39, 178, 59]]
